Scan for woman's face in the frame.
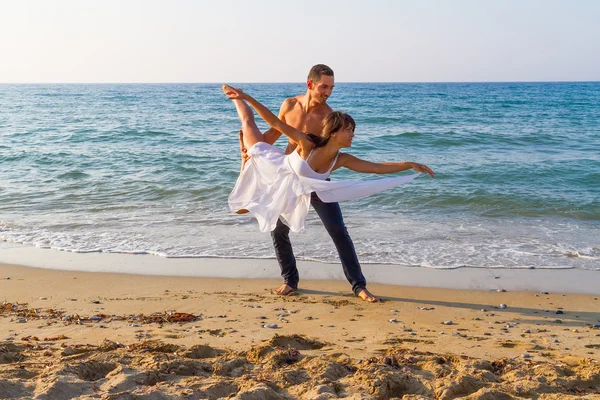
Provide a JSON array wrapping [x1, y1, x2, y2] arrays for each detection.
[[333, 124, 355, 148]]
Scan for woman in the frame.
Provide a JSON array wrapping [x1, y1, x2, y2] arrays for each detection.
[[223, 85, 434, 233]]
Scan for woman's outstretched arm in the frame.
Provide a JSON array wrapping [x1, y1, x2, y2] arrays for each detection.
[[222, 85, 311, 149], [336, 153, 435, 178]]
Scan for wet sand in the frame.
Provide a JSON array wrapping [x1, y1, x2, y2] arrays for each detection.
[[1, 263, 599, 399]]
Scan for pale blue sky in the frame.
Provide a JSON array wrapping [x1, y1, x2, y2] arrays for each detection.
[[1, 0, 598, 83]]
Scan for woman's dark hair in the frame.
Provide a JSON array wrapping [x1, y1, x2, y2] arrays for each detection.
[[307, 111, 355, 147]]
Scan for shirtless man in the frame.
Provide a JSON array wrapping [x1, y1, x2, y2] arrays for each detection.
[[240, 64, 377, 302]]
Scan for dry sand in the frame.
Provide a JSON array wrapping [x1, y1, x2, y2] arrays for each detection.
[[1, 263, 599, 399]]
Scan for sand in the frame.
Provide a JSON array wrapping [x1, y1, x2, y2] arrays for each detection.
[[1, 263, 599, 399]]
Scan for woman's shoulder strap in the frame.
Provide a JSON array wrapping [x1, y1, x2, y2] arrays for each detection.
[[327, 151, 341, 173]]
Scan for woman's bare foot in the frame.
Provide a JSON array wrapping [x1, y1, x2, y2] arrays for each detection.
[[272, 284, 297, 296], [221, 84, 234, 95], [222, 84, 243, 99], [357, 289, 378, 303]]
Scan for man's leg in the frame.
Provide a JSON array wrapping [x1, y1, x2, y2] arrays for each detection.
[[311, 192, 377, 302], [271, 219, 299, 295]]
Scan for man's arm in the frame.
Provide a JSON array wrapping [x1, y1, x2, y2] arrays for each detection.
[[263, 99, 291, 145], [224, 87, 312, 149]]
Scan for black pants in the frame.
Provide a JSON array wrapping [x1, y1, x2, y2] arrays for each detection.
[[271, 191, 367, 295]]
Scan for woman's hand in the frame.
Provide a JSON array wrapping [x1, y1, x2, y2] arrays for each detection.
[[410, 162, 435, 178], [222, 84, 246, 100]]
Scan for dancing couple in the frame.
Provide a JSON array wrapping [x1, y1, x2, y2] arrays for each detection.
[[223, 64, 434, 302]]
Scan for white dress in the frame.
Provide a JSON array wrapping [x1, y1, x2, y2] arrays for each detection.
[[228, 142, 420, 233]]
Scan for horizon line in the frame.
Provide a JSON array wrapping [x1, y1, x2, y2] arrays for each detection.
[[1, 80, 599, 85]]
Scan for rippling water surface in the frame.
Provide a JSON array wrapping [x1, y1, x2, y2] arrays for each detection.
[[0, 82, 598, 270]]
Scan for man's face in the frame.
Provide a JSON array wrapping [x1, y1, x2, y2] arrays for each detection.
[[308, 74, 334, 104]]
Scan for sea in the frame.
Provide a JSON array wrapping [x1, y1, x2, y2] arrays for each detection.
[[0, 82, 598, 271]]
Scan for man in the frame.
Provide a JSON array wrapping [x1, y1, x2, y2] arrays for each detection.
[[241, 64, 377, 302]]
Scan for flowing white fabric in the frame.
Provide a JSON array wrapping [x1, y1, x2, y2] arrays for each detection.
[[228, 142, 420, 233]]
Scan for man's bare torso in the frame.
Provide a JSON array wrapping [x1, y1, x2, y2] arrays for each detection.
[[282, 94, 332, 154]]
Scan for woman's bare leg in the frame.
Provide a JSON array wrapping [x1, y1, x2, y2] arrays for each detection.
[[238, 130, 248, 172], [223, 85, 264, 150]]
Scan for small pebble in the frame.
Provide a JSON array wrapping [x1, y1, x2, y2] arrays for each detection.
[[263, 324, 278, 329], [497, 289, 506, 292], [481, 309, 487, 312], [17, 318, 27, 323], [5, 277, 10, 280], [522, 353, 532, 359], [89, 316, 103, 321], [593, 324, 600, 328], [388, 318, 398, 323], [62, 347, 75, 356], [522, 329, 531, 333], [556, 310, 564, 315], [92, 300, 101, 304], [39, 297, 47, 300], [443, 321, 453, 325], [129, 323, 141, 327], [499, 304, 507, 309], [541, 292, 549, 295], [390, 309, 399, 313]]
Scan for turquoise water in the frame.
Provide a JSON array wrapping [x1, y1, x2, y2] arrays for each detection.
[[0, 82, 598, 269]]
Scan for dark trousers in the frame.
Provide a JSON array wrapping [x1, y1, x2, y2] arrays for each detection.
[[271, 191, 367, 295]]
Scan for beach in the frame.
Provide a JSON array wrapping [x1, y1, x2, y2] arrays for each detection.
[[1, 260, 599, 399], [1, 82, 599, 398]]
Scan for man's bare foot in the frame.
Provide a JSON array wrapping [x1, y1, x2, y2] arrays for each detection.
[[272, 284, 297, 296], [357, 289, 378, 303]]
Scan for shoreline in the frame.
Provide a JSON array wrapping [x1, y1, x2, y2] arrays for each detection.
[[1, 244, 599, 294]]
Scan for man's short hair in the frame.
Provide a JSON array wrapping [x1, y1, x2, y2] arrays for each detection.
[[308, 64, 334, 82]]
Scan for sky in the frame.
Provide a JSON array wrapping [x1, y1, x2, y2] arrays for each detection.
[[1, 0, 599, 83]]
